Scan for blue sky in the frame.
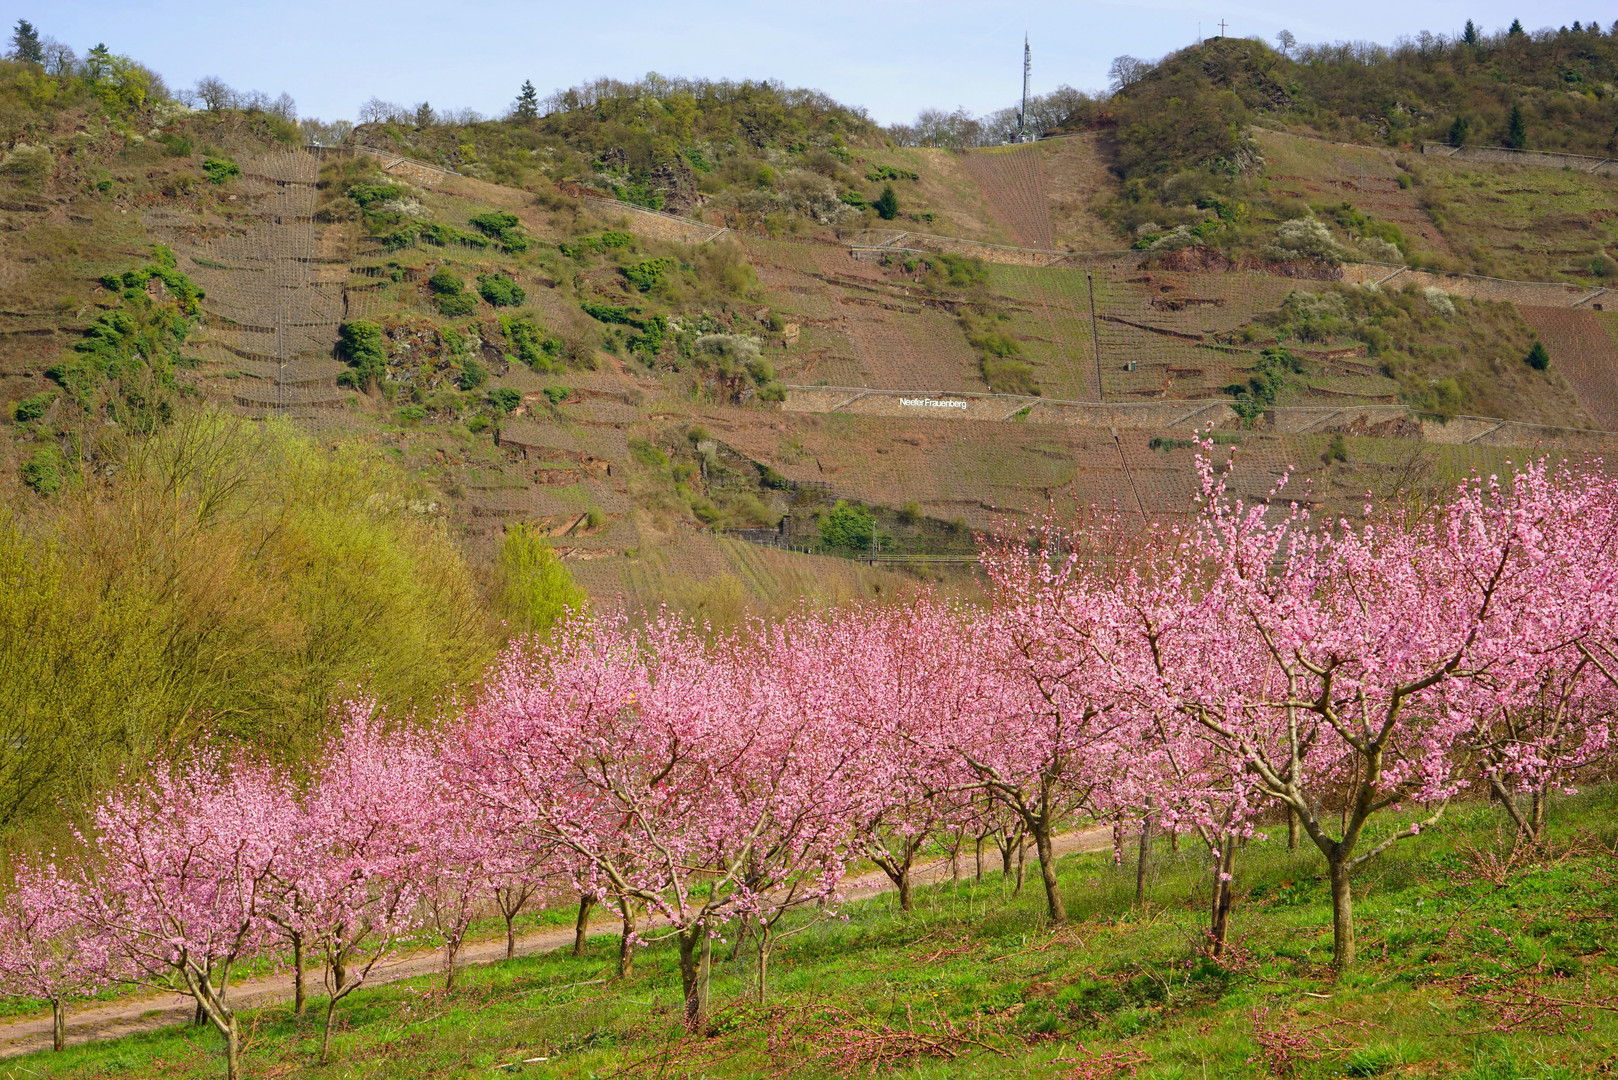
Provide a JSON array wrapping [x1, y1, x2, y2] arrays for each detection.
[[11, 2, 1610, 125]]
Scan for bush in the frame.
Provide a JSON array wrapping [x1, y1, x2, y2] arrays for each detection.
[[336, 321, 388, 389], [201, 157, 240, 184], [622, 258, 674, 292], [428, 269, 464, 295], [478, 273, 525, 307], [488, 387, 522, 413], [819, 500, 876, 551], [458, 357, 488, 391], [897, 501, 921, 525], [19, 446, 63, 495], [981, 357, 1040, 395], [1525, 340, 1551, 371], [436, 292, 478, 316], [542, 386, 570, 406], [501, 317, 563, 371], [395, 404, 427, 423], [468, 211, 530, 252], [558, 232, 634, 258], [13, 392, 53, 422]]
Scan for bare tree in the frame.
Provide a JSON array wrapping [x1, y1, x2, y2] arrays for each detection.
[[195, 76, 235, 111], [1108, 56, 1150, 95]]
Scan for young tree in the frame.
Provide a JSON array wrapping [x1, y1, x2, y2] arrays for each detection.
[[874, 184, 900, 221], [1462, 19, 1480, 45], [1139, 446, 1577, 971], [514, 79, 540, 122], [8, 19, 41, 64], [74, 755, 290, 1080], [1505, 103, 1528, 148], [0, 860, 108, 1051], [1276, 30, 1297, 57], [1508, 18, 1525, 36]]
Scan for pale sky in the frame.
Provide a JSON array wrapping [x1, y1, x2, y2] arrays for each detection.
[[9, 2, 1609, 125]]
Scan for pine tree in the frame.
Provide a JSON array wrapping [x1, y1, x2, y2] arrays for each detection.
[[1449, 115, 1471, 147], [1508, 18, 1525, 36], [874, 184, 899, 221], [1506, 104, 1528, 148], [1462, 19, 1479, 45], [1525, 340, 1550, 371], [9, 19, 41, 64], [514, 80, 539, 123]]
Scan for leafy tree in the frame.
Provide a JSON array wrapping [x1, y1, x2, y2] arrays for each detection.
[[1276, 30, 1296, 57], [496, 524, 586, 637], [336, 321, 387, 388], [1525, 340, 1550, 370], [819, 500, 877, 551], [874, 184, 899, 220], [514, 79, 539, 122], [1505, 103, 1528, 148], [9, 19, 41, 64]]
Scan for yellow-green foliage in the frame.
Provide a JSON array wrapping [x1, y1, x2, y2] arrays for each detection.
[[0, 410, 496, 831], [496, 524, 586, 638]]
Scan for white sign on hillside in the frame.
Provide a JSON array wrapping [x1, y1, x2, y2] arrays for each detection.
[[898, 398, 969, 410]]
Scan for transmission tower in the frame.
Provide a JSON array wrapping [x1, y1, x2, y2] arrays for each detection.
[[1015, 35, 1032, 143]]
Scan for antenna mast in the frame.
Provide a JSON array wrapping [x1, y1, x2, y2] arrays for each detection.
[[1017, 35, 1032, 143]]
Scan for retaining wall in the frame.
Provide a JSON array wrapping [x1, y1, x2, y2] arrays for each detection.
[[1422, 142, 1618, 176]]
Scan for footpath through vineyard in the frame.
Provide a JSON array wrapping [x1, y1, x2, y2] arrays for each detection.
[[0, 826, 1112, 1057]]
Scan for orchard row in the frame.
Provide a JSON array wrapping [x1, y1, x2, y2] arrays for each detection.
[[6, 446, 1617, 1079]]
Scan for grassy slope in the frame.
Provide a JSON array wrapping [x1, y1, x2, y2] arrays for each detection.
[[23, 791, 1618, 1079]]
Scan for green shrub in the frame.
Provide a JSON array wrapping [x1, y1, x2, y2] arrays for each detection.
[[897, 500, 921, 525], [819, 500, 876, 551], [1525, 340, 1551, 371], [981, 357, 1040, 396], [478, 273, 526, 307], [488, 387, 521, 413], [13, 392, 54, 422], [395, 404, 427, 423], [468, 211, 530, 252], [629, 438, 668, 467], [467, 415, 491, 433], [497, 524, 586, 638], [580, 300, 637, 325], [542, 386, 570, 406], [622, 258, 674, 292], [336, 321, 388, 389], [558, 232, 634, 258], [1322, 433, 1349, 464], [866, 164, 918, 181], [436, 292, 478, 316], [501, 317, 562, 371], [20, 446, 63, 495], [428, 269, 464, 295], [158, 133, 191, 157], [201, 157, 240, 184], [458, 357, 488, 391]]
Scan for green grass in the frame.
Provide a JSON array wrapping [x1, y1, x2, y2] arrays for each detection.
[[19, 789, 1618, 1078]]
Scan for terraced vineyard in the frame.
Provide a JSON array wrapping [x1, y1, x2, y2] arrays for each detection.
[[959, 145, 1056, 250], [1520, 306, 1618, 430]]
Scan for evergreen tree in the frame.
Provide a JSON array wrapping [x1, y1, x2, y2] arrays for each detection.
[[1525, 340, 1550, 370], [9, 19, 41, 64], [1506, 104, 1528, 148], [874, 184, 899, 221], [1508, 18, 1525, 36], [1449, 115, 1472, 147], [1462, 19, 1479, 45], [514, 80, 539, 122]]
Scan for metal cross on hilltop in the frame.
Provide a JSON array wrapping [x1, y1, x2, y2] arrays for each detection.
[[1218, 19, 1228, 37]]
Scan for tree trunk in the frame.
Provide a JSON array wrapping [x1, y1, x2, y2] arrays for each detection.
[[1033, 826, 1066, 924], [1170, 826, 1179, 852], [974, 834, 984, 881], [677, 924, 712, 1035], [573, 895, 593, 957], [444, 938, 461, 992], [223, 1015, 241, 1080], [1135, 806, 1155, 907], [292, 934, 305, 1016], [1329, 856, 1355, 971], [1015, 834, 1026, 895], [1209, 835, 1236, 955], [505, 913, 517, 961], [617, 897, 635, 979], [1287, 806, 1299, 851], [950, 832, 961, 885], [1531, 789, 1546, 838], [896, 870, 912, 912], [51, 998, 64, 1052], [996, 834, 1013, 874], [757, 926, 773, 1005], [321, 996, 339, 1062]]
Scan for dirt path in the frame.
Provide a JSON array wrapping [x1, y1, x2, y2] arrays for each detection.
[[0, 825, 1114, 1058]]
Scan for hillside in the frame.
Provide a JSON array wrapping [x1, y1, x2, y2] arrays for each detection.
[[4, 30, 1618, 821]]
